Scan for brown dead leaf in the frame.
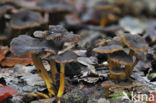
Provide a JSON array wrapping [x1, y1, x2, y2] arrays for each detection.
[[1, 53, 32, 67], [0, 46, 9, 62]]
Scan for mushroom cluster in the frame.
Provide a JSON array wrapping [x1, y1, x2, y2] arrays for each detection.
[[0, 0, 76, 45], [10, 25, 80, 102], [93, 33, 148, 80]]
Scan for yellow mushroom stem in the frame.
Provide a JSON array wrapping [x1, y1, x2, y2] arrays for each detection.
[[124, 65, 131, 76], [50, 59, 58, 84], [100, 15, 107, 27], [124, 49, 135, 76], [108, 57, 113, 69], [105, 88, 109, 99], [129, 49, 134, 58], [32, 54, 55, 96], [57, 63, 65, 98], [129, 58, 139, 74], [28, 92, 49, 99], [108, 57, 121, 70]]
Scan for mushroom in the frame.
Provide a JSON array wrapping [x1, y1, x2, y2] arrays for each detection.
[[10, 35, 56, 96], [108, 50, 133, 80], [145, 20, 156, 45], [10, 25, 80, 101], [93, 37, 131, 80], [101, 81, 115, 99], [32, 0, 76, 25], [121, 33, 149, 76], [50, 51, 77, 101], [93, 1, 120, 27], [10, 9, 48, 36], [34, 25, 80, 85], [93, 37, 123, 69], [81, 8, 100, 25], [0, 4, 14, 45]]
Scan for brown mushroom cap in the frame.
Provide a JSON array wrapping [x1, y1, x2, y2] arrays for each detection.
[[101, 81, 115, 88], [109, 50, 133, 65], [33, 0, 76, 13], [121, 34, 148, 52], [93, 1, 120, 13], [109, 69, 127, 80], [0, 4, 14, 15], [33, 31, 48, 39], [134, 52, 146, 61], [34, 25, 80, 42], [145, 20, 156, 44], [94, 1, 114, 11], [93, 38, 123, 53], [50, 51, 77, 64], [0, 33, 8, 40], [0, 0, 13, 5], [10, 35, 56, 56], [10, 9, 48, 30]]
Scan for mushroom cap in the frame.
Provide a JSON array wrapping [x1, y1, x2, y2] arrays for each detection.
[[121, 34, 149, 52], [10, 35, 56, 56], [34, 25, 80, 42], [50, 51, 77, 64], [109, 69, 127, 80], [101, 81, 115, 88], [109, 50, 133, 65], [34, 0, 76, 13], [145, 20, 156, 43], [0, 4, 14, 15], [33, 31, 48, 39], [0, 33, 8, 40], [94, 1, 113, 11], [93, 38, 123, 53], [0, 0, 12, 5], [93, 0, 120, 14], [134, 52, 146, 61], [10, 9, 48, 30]]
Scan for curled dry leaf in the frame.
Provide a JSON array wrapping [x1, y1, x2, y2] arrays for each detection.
[[0, 84, 18, 102]]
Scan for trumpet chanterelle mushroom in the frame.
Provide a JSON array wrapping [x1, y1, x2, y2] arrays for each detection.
[[93, 33, 148, 81], [121, 33, 148, 76], [10, 25, 80, 102]]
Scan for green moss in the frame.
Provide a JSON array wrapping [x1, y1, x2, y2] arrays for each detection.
[[62, 89, 88, 103]]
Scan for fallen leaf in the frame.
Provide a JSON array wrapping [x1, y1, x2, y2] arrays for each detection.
[[0, 46, 9, 62], [1, 53, 32, 67], [0, 84, 18, 101]]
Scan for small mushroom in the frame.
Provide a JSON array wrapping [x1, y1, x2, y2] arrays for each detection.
[[10, 9, 48, 36], [10, 35, 56, 96], [109, 50, 133, 80], [121, 33, 148, 53], [0, 4, 15, 45], [93, 1, 120, 27], [93, 38, 123, 54], [93, 37, 123, 68], [93, 38, 127, 80], [121, 34, 149, 76], [101, 81, 115, 99], [50, 51, 77, 102], [81, 8, 100, 25], [33, 0, 76, 25], [145, 20, 156, 45]]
